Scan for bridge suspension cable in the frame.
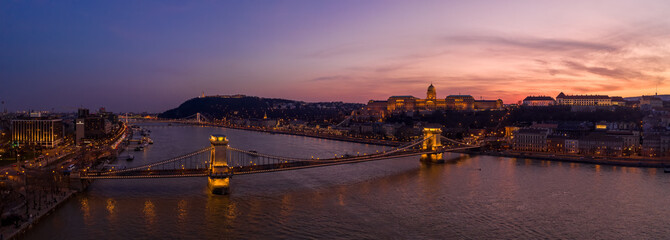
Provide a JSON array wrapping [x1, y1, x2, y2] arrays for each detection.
[[226, 137, 428, 164], [101, 146, 213, 175], [439, 135, 474, 146]]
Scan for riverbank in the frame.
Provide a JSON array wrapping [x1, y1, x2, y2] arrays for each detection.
[[153, 121, 670, 169], [460, 150, 670, 168], [0, 126, 130, 240], [168, 122, 405, 147], [1, 189, 76, 240]]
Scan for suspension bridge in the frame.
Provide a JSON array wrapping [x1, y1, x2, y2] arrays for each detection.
[[122, 112, 211, 124], [74, 127, 479, 194]]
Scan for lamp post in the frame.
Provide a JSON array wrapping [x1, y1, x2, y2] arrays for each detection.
[[24, 167, 29, 218]]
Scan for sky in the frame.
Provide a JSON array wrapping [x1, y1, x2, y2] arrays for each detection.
[[1, 0, 670, 113]]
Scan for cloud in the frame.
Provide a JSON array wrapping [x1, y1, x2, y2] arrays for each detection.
[[561, 61, 644, 80], [444, 35, 619, 52], [308, 75, 351, 82]]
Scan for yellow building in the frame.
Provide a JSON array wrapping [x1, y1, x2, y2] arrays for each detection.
[[386, 84, 447, 112], [556, 92, 616, 106], [366, 84, 502, 114]]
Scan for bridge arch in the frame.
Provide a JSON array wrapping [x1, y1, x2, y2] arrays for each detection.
[[209, 134, 231, 194], [420, 127, 444, 163]]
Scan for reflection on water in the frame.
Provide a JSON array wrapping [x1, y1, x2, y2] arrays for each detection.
[[80, 198, 90, 224], [143, 200, 156, 225], [105, 198, 116, 223], [177, 199, 188, 222], [20, 123, 670, 239]]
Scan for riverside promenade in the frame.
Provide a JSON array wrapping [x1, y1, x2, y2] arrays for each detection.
[[1, 189, 76, 240]]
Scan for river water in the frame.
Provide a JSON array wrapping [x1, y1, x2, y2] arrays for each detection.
[[19, 123, 670, 239]]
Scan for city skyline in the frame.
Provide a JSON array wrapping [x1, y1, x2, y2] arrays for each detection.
[[2, 0, 670, 112]]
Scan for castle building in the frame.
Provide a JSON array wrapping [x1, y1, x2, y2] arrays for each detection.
[[366, 84, 502, 115]]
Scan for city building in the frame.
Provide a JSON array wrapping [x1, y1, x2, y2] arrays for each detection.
[[11, 118, 64, 148], [513, 128, 550, 151], [565, 139, 579, 153], [578, 133, 624, 156], [555, 92, 624, 106], [522, 96, 556, 106], [365, 100, 388, 117], [610, 97, 627, 106], [76, 108, 113, 145], [445, 95, 474, 110], [639, 95, 663, 109]]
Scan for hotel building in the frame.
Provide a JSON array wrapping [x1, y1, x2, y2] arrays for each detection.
[[11, 118, 64, 148]]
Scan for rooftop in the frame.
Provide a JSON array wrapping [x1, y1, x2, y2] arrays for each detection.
[[524, 96, 555, 101]]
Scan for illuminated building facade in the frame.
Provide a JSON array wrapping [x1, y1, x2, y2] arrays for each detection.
[[11, 118, 64, 148], [556, 92, 623, 106], [386, 84, 448, 112], [513, 128, 549, 151], [367, 84, 503, 114], [522, 96, 556, 106], [446, 95, 475, 110]]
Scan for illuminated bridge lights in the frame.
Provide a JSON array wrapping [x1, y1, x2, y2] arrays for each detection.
[[86, 134, 477, 180]]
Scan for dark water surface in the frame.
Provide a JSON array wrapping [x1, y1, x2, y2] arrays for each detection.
[[20, 123, 670, 239]]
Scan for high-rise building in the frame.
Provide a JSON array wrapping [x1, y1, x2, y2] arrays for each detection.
[[78, 108, 90, 118], [11, 118, 64, 148]]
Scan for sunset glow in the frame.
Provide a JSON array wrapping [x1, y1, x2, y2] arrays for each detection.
[[1, 1, 669, 111]]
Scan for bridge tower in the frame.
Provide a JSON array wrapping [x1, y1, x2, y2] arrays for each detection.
[[209, 134, 232, 194], [420, 126, 444, 163], [196, 113, 202, 123]]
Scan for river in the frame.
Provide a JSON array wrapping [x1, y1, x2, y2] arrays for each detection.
[[19, 123, 670, 239]]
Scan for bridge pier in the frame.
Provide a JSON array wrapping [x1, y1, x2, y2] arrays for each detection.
[[68, 171, 90, 192], [420, 127, 444, 163], [209, 134, 232, 195]]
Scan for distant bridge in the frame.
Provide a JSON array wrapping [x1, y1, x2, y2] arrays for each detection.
[[75, 125, 479, 194], [122, 112, 212, 124]]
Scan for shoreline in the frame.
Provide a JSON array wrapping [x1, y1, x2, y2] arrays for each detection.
[[1, 190, 76, 240], [1, 127, 129, 240], [463, 150, 670, 169], [147, 121, 670, 169], [161, 122, 405, 147]]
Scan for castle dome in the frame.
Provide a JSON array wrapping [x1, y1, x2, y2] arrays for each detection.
[[427, 83, 436, 100]]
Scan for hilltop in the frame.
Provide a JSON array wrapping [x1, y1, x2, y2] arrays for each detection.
[[158, 95, 364, 122]]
